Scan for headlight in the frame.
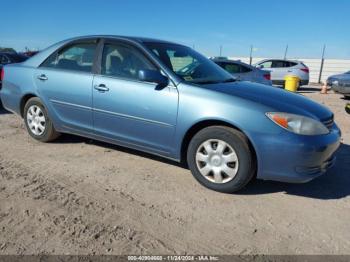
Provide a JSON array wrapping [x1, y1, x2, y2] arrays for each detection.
[[332, 80, 339, 86], [266, 112, 329, 135]]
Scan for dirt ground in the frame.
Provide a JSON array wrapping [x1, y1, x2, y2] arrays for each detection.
[[0, 86, 349, 255]]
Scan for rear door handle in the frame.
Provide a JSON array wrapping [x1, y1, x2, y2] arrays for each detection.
[[37, 74, 48, 81], [94, 84, 109, 92]]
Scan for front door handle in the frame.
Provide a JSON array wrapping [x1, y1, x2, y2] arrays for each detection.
[[37, 74, 48, 81], [94, 84, 109, 92]]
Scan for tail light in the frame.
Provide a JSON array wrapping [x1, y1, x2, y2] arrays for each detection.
[[263, 73, 271, 80], [300, 68, 309, 73], [0, 68, 4, 82]]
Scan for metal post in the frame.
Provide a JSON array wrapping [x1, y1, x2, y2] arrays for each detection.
[[318, 45, 326, 84], [249, 45, 253, 65], [283, 44, 288, 60], [219, 45, 222, 57]]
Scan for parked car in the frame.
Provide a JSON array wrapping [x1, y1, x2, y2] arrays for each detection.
[[0, 36, 340, 193], [327, 71, 350, 98], [21, 51, 39, 58], [0, 52, 28, 67], [255, 59, 309, 86], [0, 52, 28, 88], [211, 58, 272, 85]]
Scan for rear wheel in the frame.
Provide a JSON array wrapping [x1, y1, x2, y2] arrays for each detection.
[[187, 126, 256, 193], [24, 97, 60, 142]]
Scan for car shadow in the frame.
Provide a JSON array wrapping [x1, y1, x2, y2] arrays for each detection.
[[55, 134, 350, 200], [54, 134, 186, 168], [0, 102, 10, 115], [298, 86, 322, 93], [238, 143, 350, 200]]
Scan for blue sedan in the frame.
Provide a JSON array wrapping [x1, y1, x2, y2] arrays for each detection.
[[0, 36, 341, 193]]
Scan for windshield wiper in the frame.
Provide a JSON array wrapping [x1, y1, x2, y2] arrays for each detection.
[[221, 78, 237, 83], [190, 78, 236, 85], [192, 80, 220, 85]]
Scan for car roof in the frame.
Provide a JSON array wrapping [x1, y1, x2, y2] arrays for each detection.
[[257, 58, 300, 63], [64, 35, 183, 46]]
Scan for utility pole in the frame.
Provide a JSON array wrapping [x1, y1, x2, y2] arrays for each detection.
[[249, 45, 253, 65], [219, 45, 222, 57], [283, 44, 288, 60], [318, 44, 326, 84]]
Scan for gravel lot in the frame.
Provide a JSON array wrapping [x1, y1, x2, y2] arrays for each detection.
[[0, 86, 349, 255]]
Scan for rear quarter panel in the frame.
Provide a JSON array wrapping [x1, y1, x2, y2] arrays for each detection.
[[0, 40, 68, 116], [292, 64, 309, 81], [0, 64, 39, 115]]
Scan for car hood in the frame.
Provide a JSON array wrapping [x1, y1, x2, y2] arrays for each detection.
[[328, 73, 350, 81], [203, 81, 333, 121]]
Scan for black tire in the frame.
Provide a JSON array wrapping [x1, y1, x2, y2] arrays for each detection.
[[345, 103, 350, 114], [23, 97, 60, 142], [187, 126, 256, 193]]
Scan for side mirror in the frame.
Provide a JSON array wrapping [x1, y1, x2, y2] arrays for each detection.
[[257, 64, 264, 69], [138, 69, 169, 87]]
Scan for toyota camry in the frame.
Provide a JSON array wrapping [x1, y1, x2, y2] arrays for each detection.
[[0, 36, 341, 193]]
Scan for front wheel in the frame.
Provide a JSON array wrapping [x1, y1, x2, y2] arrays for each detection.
[[24, 97, 60, 142], [187, 126, 256, 193]]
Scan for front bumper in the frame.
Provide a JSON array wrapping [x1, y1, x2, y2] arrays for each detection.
[[255, 123, 341, 183], [331, 85, 350, 95]]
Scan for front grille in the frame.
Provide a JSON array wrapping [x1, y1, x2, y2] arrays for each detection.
[[322, 116, 334, 129]]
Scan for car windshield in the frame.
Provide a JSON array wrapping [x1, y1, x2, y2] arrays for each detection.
[[143, 42, 235, 84]]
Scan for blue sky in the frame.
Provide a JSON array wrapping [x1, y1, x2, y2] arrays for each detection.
[[1, 0, 350, 59]]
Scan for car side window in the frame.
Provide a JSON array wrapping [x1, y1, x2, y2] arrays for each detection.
[[285, 61, 297, 67], [259, 61, 272, 68], [240, 65, 252, 73], [221, 62, 240, 74], [101, 43, 156, 80], [271, 60, 285, 68], [41, 43, 97, 73]]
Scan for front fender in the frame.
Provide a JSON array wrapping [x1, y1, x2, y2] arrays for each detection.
[[172, 83, 281, 177]]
